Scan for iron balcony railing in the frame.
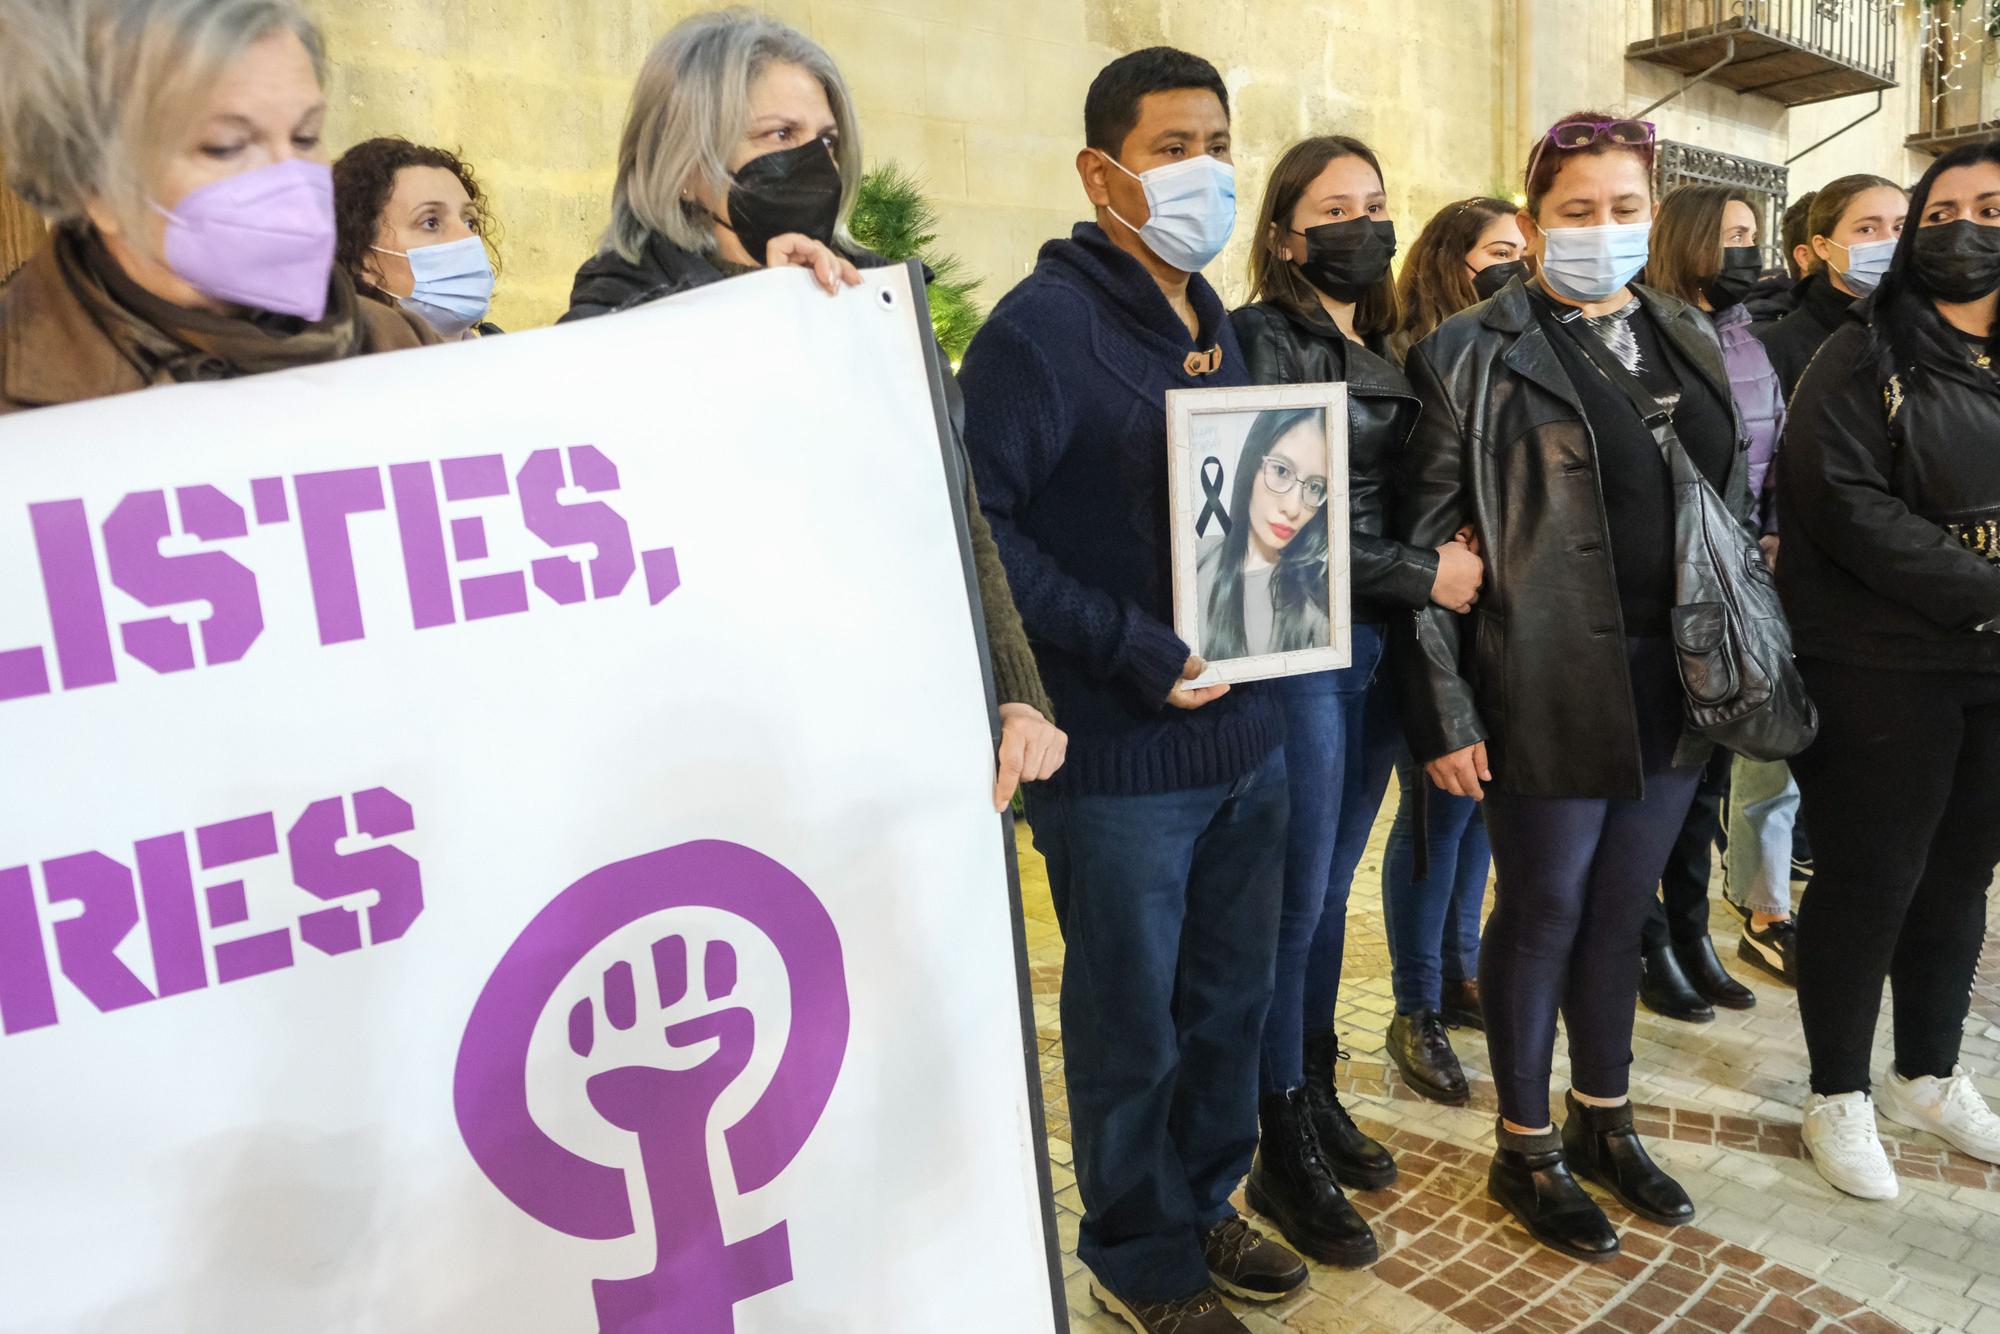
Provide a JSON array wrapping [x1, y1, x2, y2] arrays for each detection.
[[1910, 1, 2000, 154], [1654, 141, 1793, 271], [1631, 0, 1899, 106]]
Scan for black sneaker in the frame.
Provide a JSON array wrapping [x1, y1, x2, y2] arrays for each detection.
[[1737, 917, 1797, 986], [1199, 1214, 1307, 1303]]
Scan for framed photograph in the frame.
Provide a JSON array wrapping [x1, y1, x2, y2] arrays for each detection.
[[1167, 383, 1351, 687]]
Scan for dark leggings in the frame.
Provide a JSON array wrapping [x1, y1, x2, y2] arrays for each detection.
[[1479, 637, 1704, 1128], [1792, 659, 2000, 1096]]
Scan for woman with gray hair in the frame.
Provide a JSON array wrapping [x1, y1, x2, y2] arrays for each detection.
[[565, 6, 1068, 806], [0, 0, 434, 416]]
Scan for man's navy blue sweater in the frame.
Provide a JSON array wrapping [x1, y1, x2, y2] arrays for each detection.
[[960, 223, 1282, 796]]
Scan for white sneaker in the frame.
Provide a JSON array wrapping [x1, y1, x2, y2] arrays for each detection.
[[1876, 1065, 2000, 1165], [1802, 1092, 1899, 1199]]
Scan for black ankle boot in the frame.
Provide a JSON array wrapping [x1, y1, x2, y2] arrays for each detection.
[[1489, 1121, 1619, 1262], [1302, 1034, 1397, 1189], [1672, 935, 1755, 1010], [1246, 1088, 1379, 1268], [1441, 977, 1485, 1032], [1639, 945, 1714, 1023], [1559, 1091, 1695, 1226], [1387, 1011, 1470, 1104]]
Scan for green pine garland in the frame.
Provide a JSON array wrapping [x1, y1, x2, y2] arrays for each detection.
[[848, 163, 985, 361]]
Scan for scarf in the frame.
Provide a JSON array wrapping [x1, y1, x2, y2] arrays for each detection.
[[55, 226, 364, 385]]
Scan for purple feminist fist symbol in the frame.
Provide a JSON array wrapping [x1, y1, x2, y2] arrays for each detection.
[[454, 841, 848, 1333]]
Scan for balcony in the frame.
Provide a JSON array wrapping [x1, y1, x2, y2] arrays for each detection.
[[1628, 1, 1899, 107], [1908, 1, 2000, 155]]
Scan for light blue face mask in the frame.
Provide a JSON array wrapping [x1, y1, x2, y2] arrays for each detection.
[[1097, 151, 1237, 273], [1539, 221, 1651, 304], [1826, 236, 1898, 295], [372, 234, 494, 336]]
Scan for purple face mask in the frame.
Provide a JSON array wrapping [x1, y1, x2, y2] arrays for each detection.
[[153, 158, 336, 321]]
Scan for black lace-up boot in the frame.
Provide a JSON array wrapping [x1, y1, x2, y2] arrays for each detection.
[[1245, 1087, 1379, 1268]]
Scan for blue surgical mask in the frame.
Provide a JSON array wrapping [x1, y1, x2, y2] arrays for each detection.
[[1096, 151, 1236, 273], [1539, 221, 1651, 304], [371, 234, 495, 336], [1827, 236, 1897, 295]]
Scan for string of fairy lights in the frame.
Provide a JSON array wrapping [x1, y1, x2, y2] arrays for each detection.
[[1898, 0, 2000, 124]]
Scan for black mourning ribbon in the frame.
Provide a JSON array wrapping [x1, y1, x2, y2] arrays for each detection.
[[1196, 457, 1231, 537]]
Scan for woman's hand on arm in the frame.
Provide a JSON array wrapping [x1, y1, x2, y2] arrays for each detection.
[[993, 703, 1068, 811], [764, 234, 862, 295], [1425, 742, 1491, 801], [1430, 533, 1484, 613]]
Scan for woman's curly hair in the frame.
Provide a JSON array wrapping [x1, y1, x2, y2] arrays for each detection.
[[331, 136, 499, 293]]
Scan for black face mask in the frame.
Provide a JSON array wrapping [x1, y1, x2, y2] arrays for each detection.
[[1912, 219, 2000, 303], [1294, 217, 1397, 303], [1702, 245, 1763, 312], [723, 138, 843, 262], [1470, 259, 1527, 301]]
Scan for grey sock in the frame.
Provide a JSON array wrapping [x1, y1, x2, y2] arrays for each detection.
[[1495, 1118, 1560, 1154]]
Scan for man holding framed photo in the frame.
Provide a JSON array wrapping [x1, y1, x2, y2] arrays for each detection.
[[959, 45, 1303, 1334]]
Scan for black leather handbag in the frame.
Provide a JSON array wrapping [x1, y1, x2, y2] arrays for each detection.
[[1569, 327, 1818, 762]]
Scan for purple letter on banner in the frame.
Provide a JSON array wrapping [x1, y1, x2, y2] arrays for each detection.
[[136, 833, 208, 999], [43, 852, 156, 1013], [288, 788, 423, 955], [296, 468, 387, 645], [0, 866, 58, 1035], [30, 499, 116, 690], [518, 447, 637, 605], [388, 462, 456, 630]]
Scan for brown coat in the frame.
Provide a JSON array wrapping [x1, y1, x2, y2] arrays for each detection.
[[0, 231, 434, 416]]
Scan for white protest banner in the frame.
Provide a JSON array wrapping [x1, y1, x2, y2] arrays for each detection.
[[0, 263, 1067, 1334]]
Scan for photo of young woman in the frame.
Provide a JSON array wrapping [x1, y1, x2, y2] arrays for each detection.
[[1195, 406, 1334, 659]]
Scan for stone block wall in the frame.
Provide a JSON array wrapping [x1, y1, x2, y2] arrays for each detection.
[[305, 0, 1938, 330]]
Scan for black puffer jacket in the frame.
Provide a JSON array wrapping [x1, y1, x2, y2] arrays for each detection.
[[1776, 294, 2000, 674], [1751, 270, 1854, 399], [1396, 278, 1753, 799], [1230, 300, 1438, 623]]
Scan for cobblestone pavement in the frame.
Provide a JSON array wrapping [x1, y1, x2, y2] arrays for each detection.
[[1019, 802, 2000, 1334]]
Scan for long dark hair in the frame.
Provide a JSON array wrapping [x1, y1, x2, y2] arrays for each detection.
[[1248, 136, 1400, 337], [1871, 138, 2000, 384], [1392, 195, 1518, 360], [1203, 407, 1331, 659]]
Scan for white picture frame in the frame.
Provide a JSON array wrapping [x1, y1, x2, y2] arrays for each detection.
[[1167, 383, 1352, 687]]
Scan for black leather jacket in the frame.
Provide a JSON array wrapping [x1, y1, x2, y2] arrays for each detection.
[[1230, 301, 1438, 623], [1776, 294, 2000, 673], [1397, 279, 1754, 799]]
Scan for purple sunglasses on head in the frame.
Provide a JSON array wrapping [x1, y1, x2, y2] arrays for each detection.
[[1526, 118, 1657, 194]]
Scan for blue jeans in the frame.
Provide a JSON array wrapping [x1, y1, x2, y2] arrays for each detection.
[[1383, 756, 1492, 1014], [1259, 623, 1397, 1093], [1724, 756, 1798, 918], [1024, 748, 1288, 1303]]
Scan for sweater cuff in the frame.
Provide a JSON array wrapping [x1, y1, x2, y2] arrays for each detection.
[[1121, 612, 1193, 709], [990, 635, 1055, 722]]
